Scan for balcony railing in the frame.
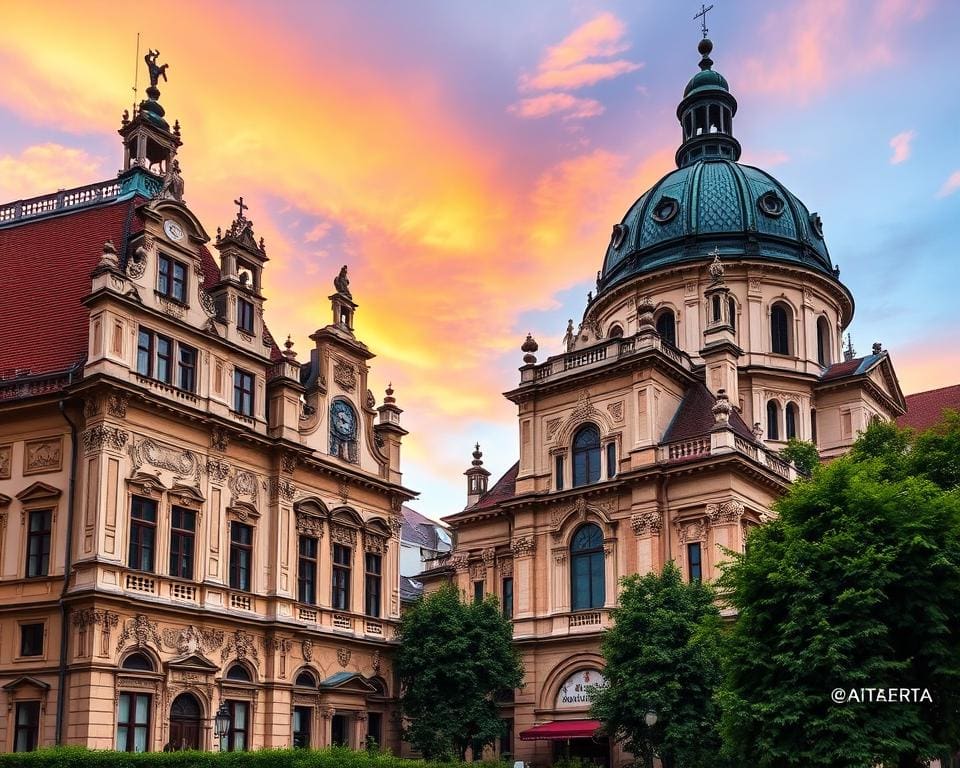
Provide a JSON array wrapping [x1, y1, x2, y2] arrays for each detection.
[[659, 429, 798, 481], [0, 180, 121, 225], [527, 330, 692, 384]]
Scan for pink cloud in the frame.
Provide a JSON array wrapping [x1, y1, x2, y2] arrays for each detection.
[[889, 130, 915, 165], [508, 93, 604, 120], [521, 60, 643, 92], [0, 143, 105, 202], [937, 170, 960, 198]]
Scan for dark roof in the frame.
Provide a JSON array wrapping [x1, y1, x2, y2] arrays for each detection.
[[469, 461, 519, 511], [820, 353, 884, 382], [898, 384, 960, 431], [400, 505, 445, 549], [0, 195, 282, 381], [662, 382, 754, 443], [400, 575, 423, 603]]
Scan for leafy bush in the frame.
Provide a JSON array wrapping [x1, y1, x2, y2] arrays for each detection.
[[0, 746, 472, 768]]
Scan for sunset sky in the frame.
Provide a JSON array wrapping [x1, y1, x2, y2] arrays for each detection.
[[1, 1, 958, 519]]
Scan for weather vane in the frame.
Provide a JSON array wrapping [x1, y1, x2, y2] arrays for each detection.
[[694, 3, 714, 38]]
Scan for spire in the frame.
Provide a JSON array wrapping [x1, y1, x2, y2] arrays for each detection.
[[675, 36, 741, 168]]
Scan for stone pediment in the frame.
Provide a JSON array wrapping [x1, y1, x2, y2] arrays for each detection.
[[3, 675, 51, 692], [320, 672, 376, 693], [16, 481, 61, 502], [167, 653, 220, 672]]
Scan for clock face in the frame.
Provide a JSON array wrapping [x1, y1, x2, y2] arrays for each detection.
[[163, 219, 185, 242], [331, 401, 357, 438]]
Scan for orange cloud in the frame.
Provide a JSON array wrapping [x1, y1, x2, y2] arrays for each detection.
[[521, 60, 643, 92], [0, 143, 105, 202], [937, 170, 960, 198], [889, 130, 915, 165], [508, 93, 604, 120]]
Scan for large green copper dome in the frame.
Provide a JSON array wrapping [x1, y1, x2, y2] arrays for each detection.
[[597, 39, 839, 295]]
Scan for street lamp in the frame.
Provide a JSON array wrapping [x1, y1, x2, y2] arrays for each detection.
[[643, 710, 658, 768], [214, 703, 231, 751]]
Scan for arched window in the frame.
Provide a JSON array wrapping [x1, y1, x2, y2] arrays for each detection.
[[295, 670, 317, 688], [770, 303, 791, 355], [608, 323, 624, 338], [570, 524, 605, 611], [728, 297, 737, 331], [572, 425, 601, 487], [816, 316, 830, 366], [767, 400, 780, 441], [121, 653, 154, 671], [368, 677, 388, 697], [655, 310, 676, 347], [711, 295, 722, 323], [606, 442, 616, 479], [785, 402, 798, 439], [226, 664, 252, 682]]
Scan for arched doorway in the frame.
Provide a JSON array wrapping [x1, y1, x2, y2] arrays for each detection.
[[168, 693, 203, 750]]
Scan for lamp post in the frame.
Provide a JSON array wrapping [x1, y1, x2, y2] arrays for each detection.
[[643, 710, 658, 768], [214, 703, 231, 752]]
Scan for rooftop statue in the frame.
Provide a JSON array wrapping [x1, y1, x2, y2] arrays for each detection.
[[335, 266, 352, 298], [144, 49, 168, 88]]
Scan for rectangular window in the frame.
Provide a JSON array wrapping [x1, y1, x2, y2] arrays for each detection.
[[367, 712, 383, 748], [157, 254, 187, 303], [500, 718, 513, 759], [20, 623, 44, 657], [474, 580, 484, 603], [226, 701, 249, 752], [332, 544, 351, 610], [136, 329, 153, 376], [128, 496, 157, 572], [155, 335, 172, 384], [502, 577, 514, 620], [116, 693, 151, 752], [365, 552, 382, 618], [169, 506, 196, 580], [298, 536, 318, 604], [555, 455, 564, 491], [233, 369, 254, 416], [14, 701, 41, 752], [178, 344, 197, 392], [230, 523, 253, 591], [688, 542, 702, 583], [237, 298, 255, 334], [293, 706, 312, 749], [606, 443, 616, 479], [26, 509, 52, 578]]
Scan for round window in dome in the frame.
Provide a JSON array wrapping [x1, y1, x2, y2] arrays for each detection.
[[758, 191, 785, 218], [609, 223, 628, 249], [651, 196, 679, 224], [809, 212, 824, 238]]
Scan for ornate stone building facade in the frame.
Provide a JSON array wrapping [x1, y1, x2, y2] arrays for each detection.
[[422, 37, 908, 767], [0, 53, 411, 753]]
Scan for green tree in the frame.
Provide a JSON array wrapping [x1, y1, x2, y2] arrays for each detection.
[[396, 583, 523, 760], [779, 438, 821, 476], [719, 418, 960, 767], [590, 562, 725, 768]]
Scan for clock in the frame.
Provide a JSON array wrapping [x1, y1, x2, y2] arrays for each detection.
[[163, 219, 185, 242], [330, 400, 357, 438]]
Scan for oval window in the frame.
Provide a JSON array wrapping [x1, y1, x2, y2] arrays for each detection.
[[651, 197, 679, 224], [758, 191, 785, 217]]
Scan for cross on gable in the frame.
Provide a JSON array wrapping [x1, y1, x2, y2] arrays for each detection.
[[234, 196, 248, 220]]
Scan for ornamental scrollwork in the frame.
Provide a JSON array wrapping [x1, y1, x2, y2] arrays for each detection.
[[364, 532, 387, 554], [116, 613, 162, 653], [333, 361, 357, 391], [206, 459, 230, 484], [83, 425, 129, 454], [130, 437, 201, 484], [221, 629, 259, 665], [630, 510, 662, 536], [337, 647, 351, 668], [511, 536, 536, 558], [706, 500, 745, 525], [295, 512, 324, 537]]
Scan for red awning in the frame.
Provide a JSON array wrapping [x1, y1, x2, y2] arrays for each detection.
[[519, 719, 602, 741]]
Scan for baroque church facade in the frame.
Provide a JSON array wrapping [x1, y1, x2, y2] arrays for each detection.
[[422, 37, 908, 767], [0, 54, 413, 752]]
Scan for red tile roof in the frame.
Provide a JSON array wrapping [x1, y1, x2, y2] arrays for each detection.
[[898, 384, 960, 431], [820, 353, 883, 382], [0, 196, 286, 381], [469, 461, 519, 511], [662, 382, 755, 444]]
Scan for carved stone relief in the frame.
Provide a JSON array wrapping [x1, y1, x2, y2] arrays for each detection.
[[161, 625, 224, 655], [116, 613, 162, 653], [295, 512, 324, 537], [24, 438, 62, 475], [210, 427, 230, 452], [630, 510, 663, 536], [221, 629, 259, 665], [607, 401, 625, 422], [706, 500, 745, 525], [333, 360, 357, 391], [301, 639, 313, 661], [131, 437, 201, 484], [511, 536, 536, 558], [229, 469, 259, 502], [337, 647, 351, 668], [206, 459, 231, 484], [0, 445, 11, 480], [82, 425, 129, 454]]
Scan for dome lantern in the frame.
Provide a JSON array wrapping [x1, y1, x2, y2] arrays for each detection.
[[675, 38, 740, 168]]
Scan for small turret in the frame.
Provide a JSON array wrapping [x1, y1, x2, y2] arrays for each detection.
[[465, 443, 491, 507], [700, 250, 742, 402]]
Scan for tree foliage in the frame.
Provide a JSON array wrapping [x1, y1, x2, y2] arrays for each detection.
[[590, 562, 725, 768], [719, 417, 960, 767], [396, 583, 523, 760], [780, 438, 821, 476]]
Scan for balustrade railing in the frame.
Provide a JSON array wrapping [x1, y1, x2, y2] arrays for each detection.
[[0, 180, 121, 224], [530, 331, 692, 383]]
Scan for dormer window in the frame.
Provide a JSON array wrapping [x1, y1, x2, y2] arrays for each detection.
[[237, 298, 255, 335], [157, 254, 187, 304]]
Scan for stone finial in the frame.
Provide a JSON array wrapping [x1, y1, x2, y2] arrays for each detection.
[[712, 388, 732, 425], [121, 109, 130, 127], [752, 422, 764, 442], [98, 240, 120, 270], [587, 290, 593, 304], [384, 383, 396, 405], [563, 319, 575, 352], [637, 296, 656, 329], [843, 334, 856, 362], [707, 248, 724, 284], [282, 335, 297, 360], [872, 342, 882, 355], [521, 333, 539, 365], [472, 443, 484, 467], [173, 119, 181, 138]]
